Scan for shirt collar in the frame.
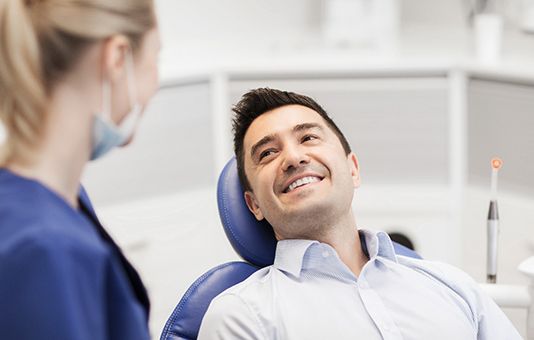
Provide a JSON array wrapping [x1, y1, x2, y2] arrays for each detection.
[[273, 239, 318, 277], [359, 228, 398, 262], [273, 228, 398, 278]]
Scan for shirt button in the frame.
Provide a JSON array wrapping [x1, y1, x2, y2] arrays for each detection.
[[321, 251, 330, 258]]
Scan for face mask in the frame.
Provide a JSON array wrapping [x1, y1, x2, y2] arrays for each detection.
[[90, 51, 143, 161]]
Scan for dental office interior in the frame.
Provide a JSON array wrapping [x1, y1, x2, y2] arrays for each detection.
[[3, 0, 533, 338]]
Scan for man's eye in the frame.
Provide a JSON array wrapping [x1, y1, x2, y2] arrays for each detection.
[[259, 149, 276, 160], [302, 134, 318, 143]]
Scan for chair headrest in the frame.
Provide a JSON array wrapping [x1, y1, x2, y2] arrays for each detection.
[[217, 158, 277, 267]]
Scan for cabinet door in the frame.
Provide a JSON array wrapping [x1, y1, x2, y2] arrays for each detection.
[[468, 79, 534, 195], [465, 78, 534, 289], [229, 77, 449, 185], [83, 82, 214, 206]]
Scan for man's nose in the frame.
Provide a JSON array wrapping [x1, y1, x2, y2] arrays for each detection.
[[281, 144, 310, 172]]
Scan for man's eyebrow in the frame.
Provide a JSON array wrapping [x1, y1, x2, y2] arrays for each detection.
[[249, 123, 324, 159], [293, 122, 324, 133], [250, 134, 276, 160]]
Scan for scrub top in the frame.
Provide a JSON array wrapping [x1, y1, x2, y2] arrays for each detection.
[[0, 168, 150, 340]]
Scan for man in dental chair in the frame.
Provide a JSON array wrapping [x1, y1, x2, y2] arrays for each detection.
[[198, 88, 520, 339]]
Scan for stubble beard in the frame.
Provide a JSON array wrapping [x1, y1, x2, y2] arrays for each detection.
[[272, 199, 347, 240]]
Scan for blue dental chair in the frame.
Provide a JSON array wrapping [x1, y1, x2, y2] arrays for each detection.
[[160, 158, 421, 340]]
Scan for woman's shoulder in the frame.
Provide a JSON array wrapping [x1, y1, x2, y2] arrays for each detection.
[[0, 170, 109, 260], [0, 216, 111, 271]]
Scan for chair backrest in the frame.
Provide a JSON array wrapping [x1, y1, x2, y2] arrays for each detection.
[[160, 262, 257, 340], [160, 158, 421, 340]]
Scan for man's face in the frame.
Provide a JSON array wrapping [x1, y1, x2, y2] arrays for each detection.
[[242, 104, 360, 240]]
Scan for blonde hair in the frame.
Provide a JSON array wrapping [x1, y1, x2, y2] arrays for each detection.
[[0, 0, 156, 164]]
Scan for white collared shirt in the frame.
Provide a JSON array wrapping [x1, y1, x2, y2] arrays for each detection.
[[198, 229, 521, 339]]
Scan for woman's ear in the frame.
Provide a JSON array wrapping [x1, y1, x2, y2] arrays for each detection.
[[101, 35, 130, 82], [244, 191, 264, 221]]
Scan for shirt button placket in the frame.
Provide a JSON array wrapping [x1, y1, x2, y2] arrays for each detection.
[[357, 278, 402, 340]]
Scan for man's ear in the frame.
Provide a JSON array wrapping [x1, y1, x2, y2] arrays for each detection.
[[347, 152, 360, 188], [244, 191, 264, 221]]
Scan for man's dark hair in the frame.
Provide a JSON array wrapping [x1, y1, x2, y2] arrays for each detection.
[[232, 88, 352, 192]]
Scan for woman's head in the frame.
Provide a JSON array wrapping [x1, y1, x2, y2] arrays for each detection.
[[0, 0, 158, 164]]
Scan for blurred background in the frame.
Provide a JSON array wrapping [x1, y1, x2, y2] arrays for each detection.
[[13, 0, 531, 337]]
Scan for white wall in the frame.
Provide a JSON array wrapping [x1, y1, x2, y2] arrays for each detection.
[[401, 0, 465, 26], [155, 0, 467, 52], [155, 0, 322, 52]]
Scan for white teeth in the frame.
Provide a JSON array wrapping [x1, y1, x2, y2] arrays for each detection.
[[287, 176, 320, 192]]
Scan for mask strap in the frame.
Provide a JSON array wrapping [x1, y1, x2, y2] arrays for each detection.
[[125, 50, 139, 110], [116, 49, 142, 136], [101, 76, 112, 121]]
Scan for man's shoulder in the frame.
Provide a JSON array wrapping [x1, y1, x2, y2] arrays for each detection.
[[396, 255, 522, 338], [396, 255, 477, 285], [213, 265, 275, 303], [395, 255, 483, 309]]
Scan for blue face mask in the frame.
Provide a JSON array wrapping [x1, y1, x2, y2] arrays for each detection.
[[90, 51, 143, 161]]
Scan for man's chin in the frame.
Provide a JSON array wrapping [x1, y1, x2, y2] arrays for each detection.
[[283, 200, 332, 221]]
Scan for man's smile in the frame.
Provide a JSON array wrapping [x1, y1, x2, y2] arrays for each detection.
[[281, 173, 325, 194]]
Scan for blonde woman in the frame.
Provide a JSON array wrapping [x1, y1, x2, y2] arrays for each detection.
[[0, 1, 160, 339]]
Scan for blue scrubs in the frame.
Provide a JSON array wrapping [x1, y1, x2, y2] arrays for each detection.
[[0, 169, 150, 339]]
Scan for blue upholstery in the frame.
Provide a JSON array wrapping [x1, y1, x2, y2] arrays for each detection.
[[217, 158, 277, 267], [160, 262, 257, 340], [161, 158, 421, 340]]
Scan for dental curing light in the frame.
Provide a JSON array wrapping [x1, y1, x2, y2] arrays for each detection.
[[487, 157, 502, 284]]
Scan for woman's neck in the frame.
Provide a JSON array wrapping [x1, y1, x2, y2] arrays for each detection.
[[7, 159, 82, 208], [7, 83, 94, 208]]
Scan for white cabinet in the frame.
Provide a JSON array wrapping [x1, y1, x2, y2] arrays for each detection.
[[468, 79, 534, 195], [463, 77, 534, 284]]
